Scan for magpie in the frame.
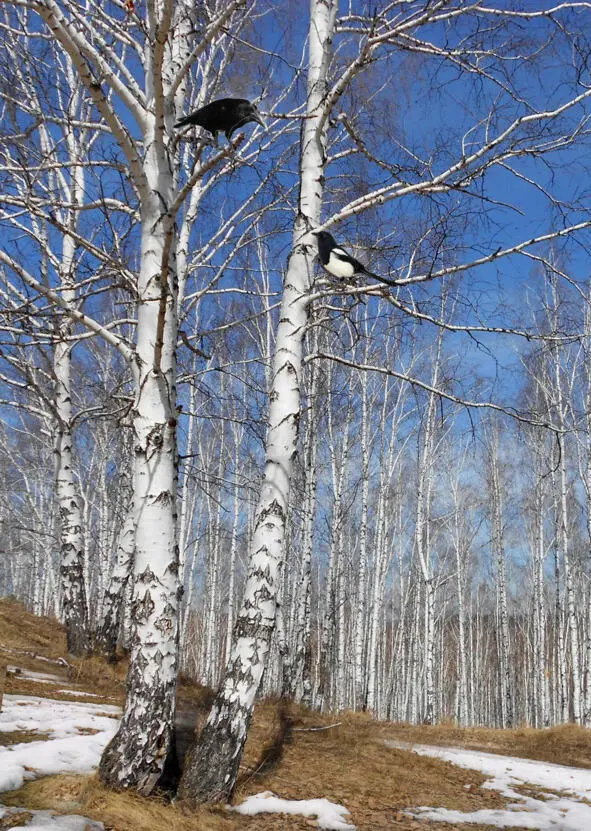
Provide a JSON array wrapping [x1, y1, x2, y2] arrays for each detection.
[[313, 231, 397, 288], [174, 98, 264, 141]]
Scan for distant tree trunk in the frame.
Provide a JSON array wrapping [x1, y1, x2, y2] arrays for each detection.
[[177, 0, 337, 804], [552, 469, 569, 723], [225, 427, 243, 666], [415, 351, 440, 725], [202, 436, 226, 686], [580, 298, 591, 726], [95, 507, 135, 663], [585, 586, 591, 726], [318, 393, 353, 711], [283, 353, 318, 703], [489, 430, 513, 728], [452, 487, 469, 727], [55, 299, 90, 656], [355, 368, 370, 709], [532, 457, 550, 727], [366, 389, 396, 714]]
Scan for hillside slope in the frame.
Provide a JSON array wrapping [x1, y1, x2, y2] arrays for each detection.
[[1, 598, 590, 831]]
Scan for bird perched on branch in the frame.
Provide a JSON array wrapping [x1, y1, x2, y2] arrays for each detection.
[[174, 98, 264, 142], [313, 231, 397, 288]]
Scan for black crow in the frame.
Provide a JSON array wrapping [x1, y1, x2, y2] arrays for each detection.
[[174, 98, 264, 141], [313, 231, 397, 288]]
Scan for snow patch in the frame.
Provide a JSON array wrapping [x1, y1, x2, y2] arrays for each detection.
[[233, 790, 355, 830], [385, 740, 591, 830], [0, 805, 104, 830], [7, 667, 63, 684], [0, 695, 119, 793]]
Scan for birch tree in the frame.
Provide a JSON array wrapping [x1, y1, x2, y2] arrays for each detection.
[[1, 0, 274, 791], [486, 421, 514, 727]]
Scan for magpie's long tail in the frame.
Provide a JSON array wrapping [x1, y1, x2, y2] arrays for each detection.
[[365, 269, 398, 288]]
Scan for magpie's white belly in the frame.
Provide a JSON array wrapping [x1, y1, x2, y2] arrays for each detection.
[[325, 255, 355, 279]]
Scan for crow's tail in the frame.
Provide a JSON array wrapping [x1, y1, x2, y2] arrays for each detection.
[[174, 114, 194, 129]]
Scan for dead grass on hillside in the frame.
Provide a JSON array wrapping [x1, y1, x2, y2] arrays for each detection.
[[0, 599, 66, 659], [0, 730, 51, 746], [2, 775, 235, 831], [385, 721, 591, 770], [0, 598, 579, 830], [66, 655, 128, 703]]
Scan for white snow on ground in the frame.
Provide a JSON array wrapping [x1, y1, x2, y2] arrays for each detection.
[[54, 690, 115, 699], [0, 804, 104, 831], [234, 791, 356, 830], [7, 667, 64, 685], [0, 694, 120, 829], [385, 740, 591, 829]]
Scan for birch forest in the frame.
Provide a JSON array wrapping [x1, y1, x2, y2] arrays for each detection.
[[1, 0, 591, 804]]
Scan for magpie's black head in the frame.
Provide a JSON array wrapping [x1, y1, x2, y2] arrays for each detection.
[[313, 230, 336, 247]]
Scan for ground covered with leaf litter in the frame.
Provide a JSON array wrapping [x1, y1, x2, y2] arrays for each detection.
[[2, 599, 591, 831]]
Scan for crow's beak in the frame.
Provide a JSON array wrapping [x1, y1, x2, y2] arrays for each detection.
[[254, 112, 265, 128]]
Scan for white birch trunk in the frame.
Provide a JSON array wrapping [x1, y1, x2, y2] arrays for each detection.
[[54, 338, 90, 655], [453, 506, 469, 727], [225, 430, 243, 666], [533, 459, 550, 727], [489, 433, 513, 728], [178, 0, 337, 803], [99, 150, 180, 792], [355, 369, 370, 709], [319, 396, 352, 711], [551, 470, 568, 723], [415, 365, 439, 724]]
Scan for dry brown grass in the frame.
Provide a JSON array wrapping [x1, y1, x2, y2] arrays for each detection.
[[66, 655, 128, 703], [1, 697, 530, 831], [2, 775, 235, 831], [0, 599, 66, 659], [0, 730, 50, 746], [232, 702, 519, 830], [0, 810, 34, 828]]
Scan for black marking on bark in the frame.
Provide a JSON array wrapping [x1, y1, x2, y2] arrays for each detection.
[[154, 490, 172, 504], [137, 565, 157, 583]]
